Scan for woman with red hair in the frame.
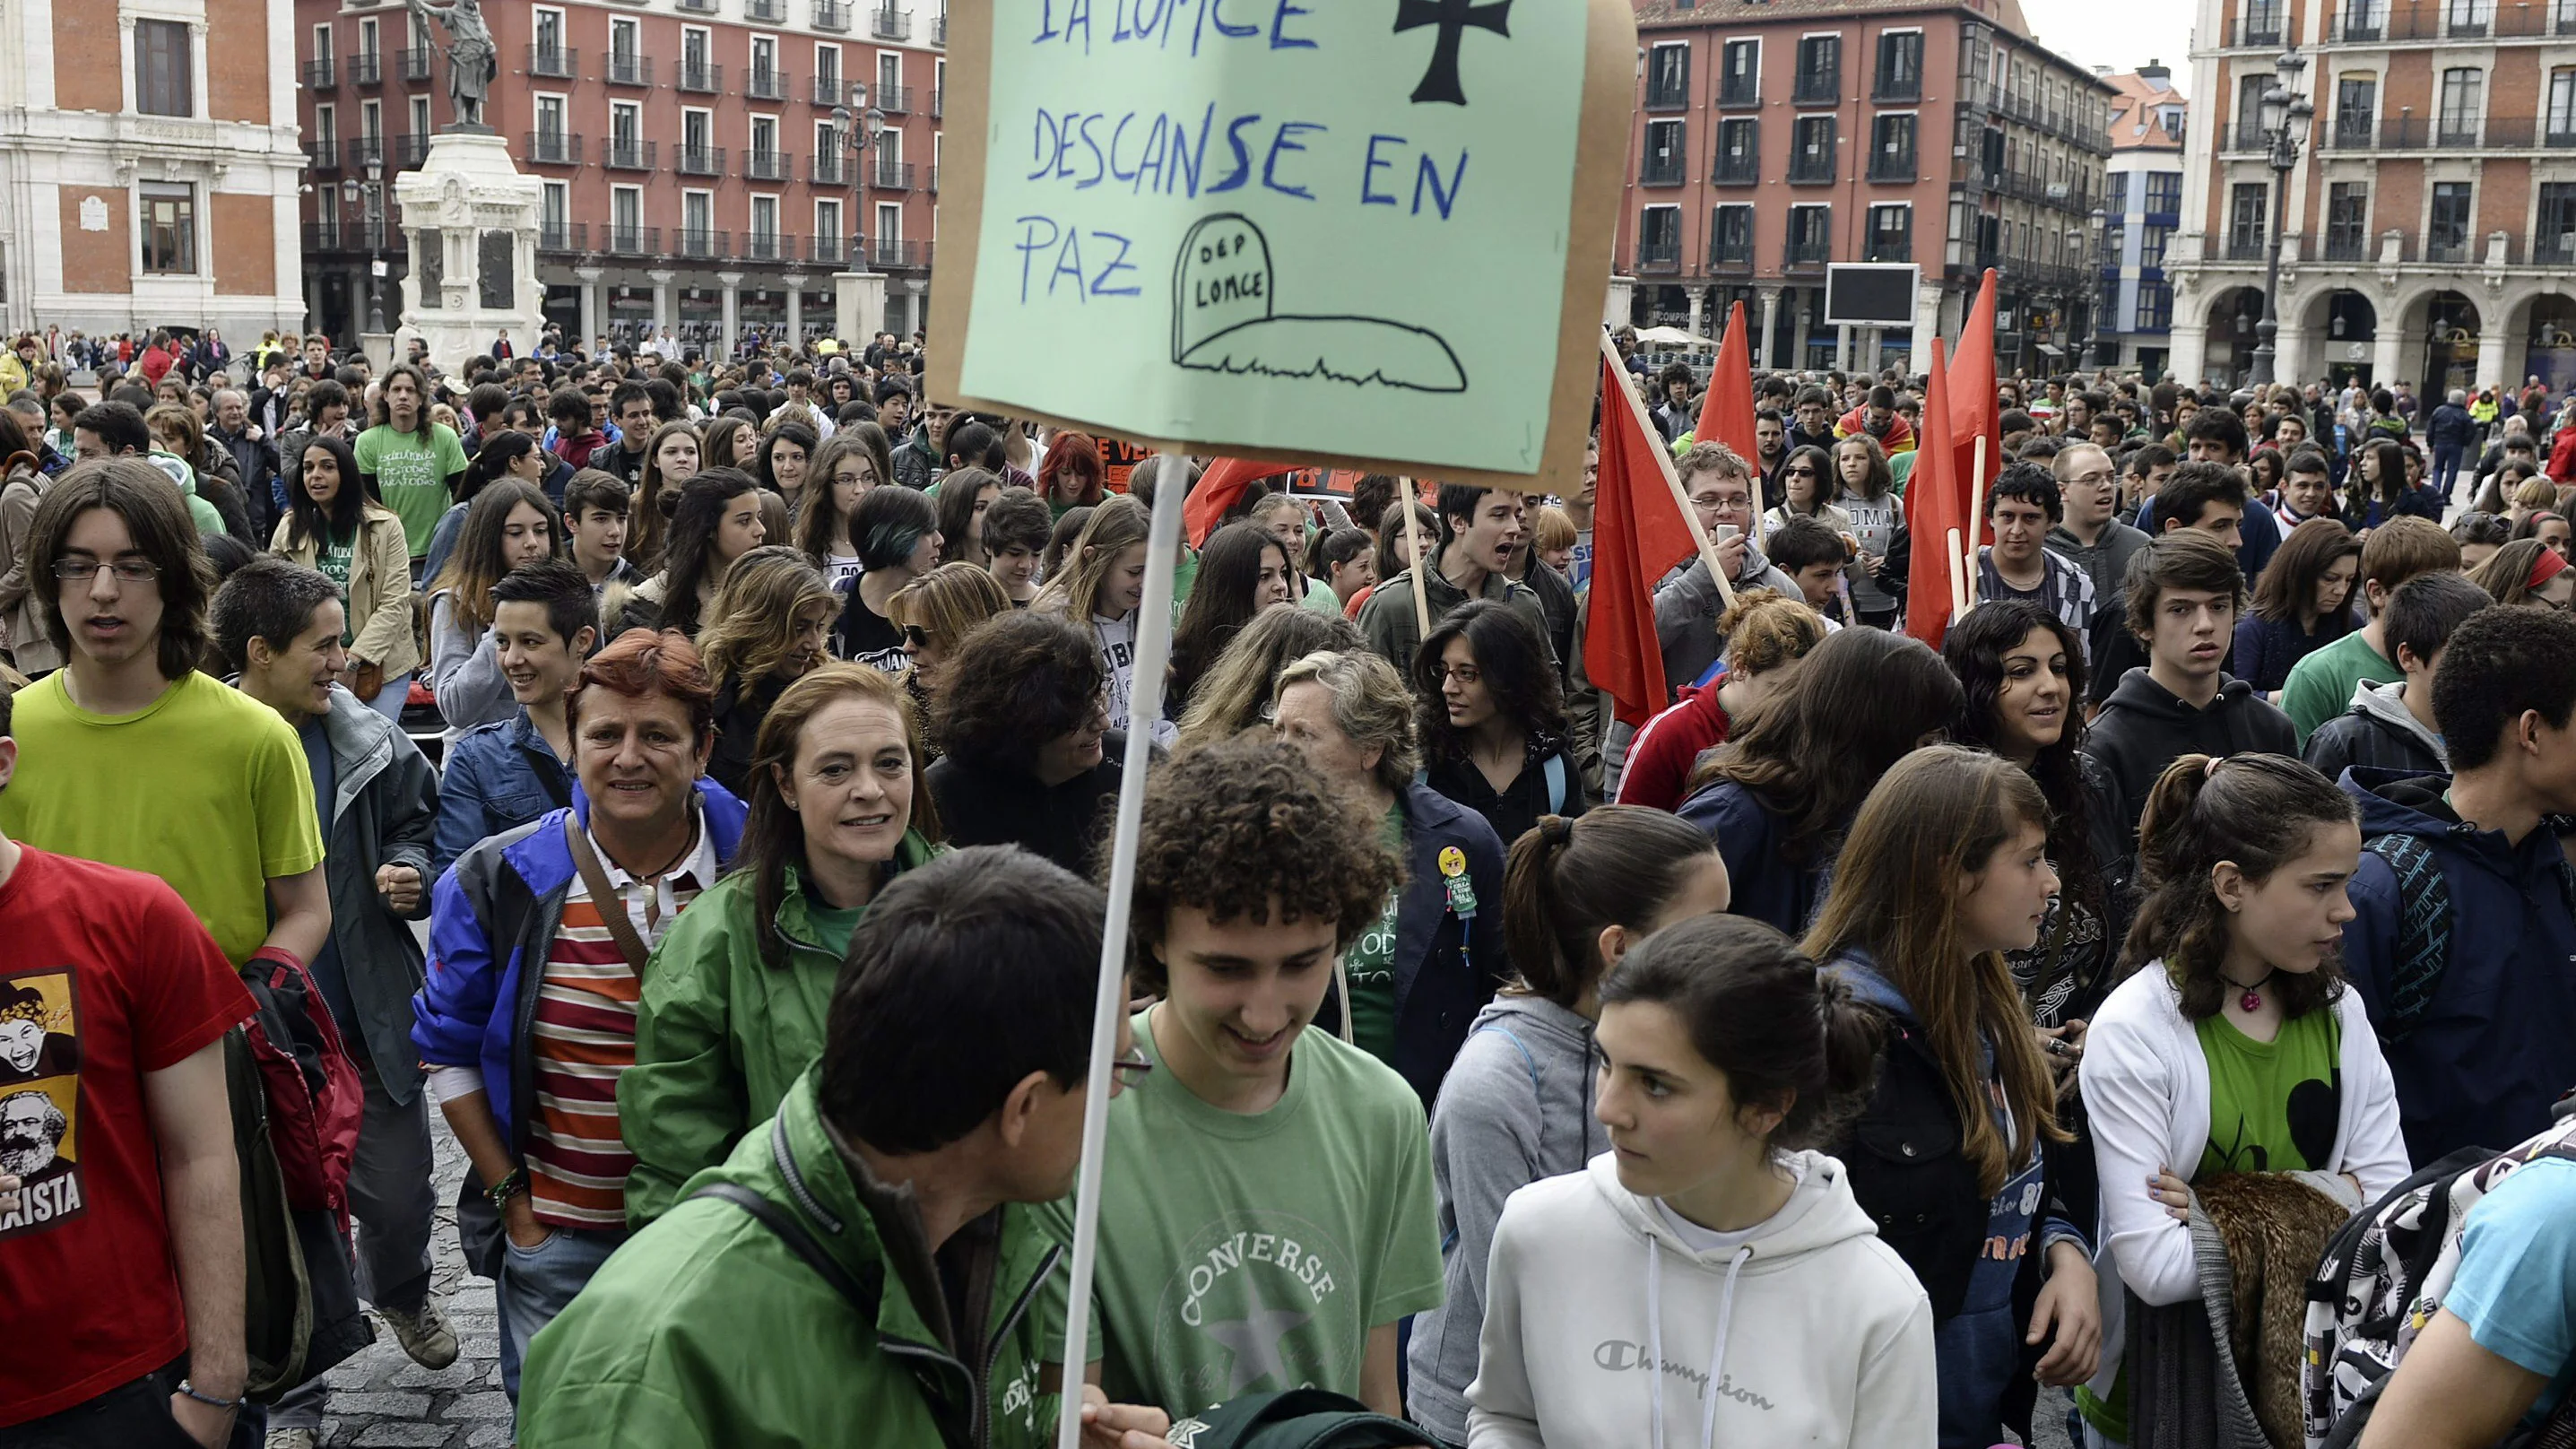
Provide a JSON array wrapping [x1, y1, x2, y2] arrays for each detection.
[[1037, 430, 1105, 520]]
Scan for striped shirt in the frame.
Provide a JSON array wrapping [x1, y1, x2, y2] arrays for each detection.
[[524, 811, 715, 1230], [1974, 546, 2098, 665]]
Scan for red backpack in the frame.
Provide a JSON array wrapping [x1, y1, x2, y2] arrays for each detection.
[[236, 950, 362, 1215]]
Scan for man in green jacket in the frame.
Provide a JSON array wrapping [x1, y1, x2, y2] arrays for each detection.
[[518, 846, 1175, 1448]]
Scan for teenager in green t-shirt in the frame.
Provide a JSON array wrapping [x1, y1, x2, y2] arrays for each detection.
[[2279, 516, 2460, 743], [353, 363, 469, 561], [1041, 738, 1444, 1420]]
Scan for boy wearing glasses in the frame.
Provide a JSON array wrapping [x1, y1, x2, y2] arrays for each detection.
[[2048, 443, 2151, 612]]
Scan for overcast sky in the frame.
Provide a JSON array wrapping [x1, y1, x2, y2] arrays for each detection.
[[2018, 0, 2197, 84]]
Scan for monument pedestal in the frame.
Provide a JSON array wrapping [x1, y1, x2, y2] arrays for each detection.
[[360, 332, 395, 374], [835, 271, 885, 349], [394, 131, 543, 375]]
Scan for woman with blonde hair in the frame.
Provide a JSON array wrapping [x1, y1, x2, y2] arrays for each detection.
[[697, 545, 839, 797], [1033, 491, 1167, 742], [625, 420, 705, 573], [1172, 604, 1366, 753], [1616, 586, 1826, 811], [620, 662, 943, 1226], [887, 561, 1012, 757]]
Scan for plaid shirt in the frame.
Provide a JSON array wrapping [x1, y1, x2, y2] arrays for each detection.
[[1974, 546, 2097, 664]]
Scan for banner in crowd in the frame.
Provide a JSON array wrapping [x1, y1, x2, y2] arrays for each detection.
[[927, 0, 1634, 495]]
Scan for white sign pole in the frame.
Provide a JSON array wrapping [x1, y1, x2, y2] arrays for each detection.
[[1054, 472, 1187, 1449]]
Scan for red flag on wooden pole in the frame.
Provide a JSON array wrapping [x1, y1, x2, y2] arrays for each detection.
[[1588, 352, 1699, 727], [1184, 456, 1295, 548], [1904, 336, 1966, 648], [1693, 300, 1759, 463], [1944, 269, 2003, 560]]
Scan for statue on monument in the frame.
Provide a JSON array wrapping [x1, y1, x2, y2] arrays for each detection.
[[407, 0, 496, 130]]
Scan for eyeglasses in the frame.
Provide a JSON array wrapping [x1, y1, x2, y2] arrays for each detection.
[[2065, 471, 2116, 488], [52, 558, 160, 585], [1785, 465, 1817, 478], [1110, 1051, 1154, 1089]]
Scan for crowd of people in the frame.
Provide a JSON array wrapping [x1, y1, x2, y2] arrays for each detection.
[[1, 322, 2573, 1449]]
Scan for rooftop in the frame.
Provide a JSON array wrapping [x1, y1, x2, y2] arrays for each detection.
[[1632, 0, 2111, 87], [2101, 67, 2187, 151]]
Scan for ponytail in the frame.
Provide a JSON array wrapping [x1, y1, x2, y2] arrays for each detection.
[[1501, 807, 1721, 1011]]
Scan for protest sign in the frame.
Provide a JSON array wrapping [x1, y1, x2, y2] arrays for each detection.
[[927, 0, 1633, 497]]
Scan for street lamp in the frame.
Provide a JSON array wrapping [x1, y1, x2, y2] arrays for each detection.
[[2249, 48, 2313, 387], [2082, 206, 2109, 369], [830, 82, 883, 273], [339, 158, 389, 334]]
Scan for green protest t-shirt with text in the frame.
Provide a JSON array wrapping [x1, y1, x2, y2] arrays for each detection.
[[1038, 1007, 1444, 1418], [354, 422, 467, 560], [1340, 805, 1408, 1066]]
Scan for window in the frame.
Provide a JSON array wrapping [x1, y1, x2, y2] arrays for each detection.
[[816, 43, 842, 100], [2537, 182, 2576, 264], [1720, 39, 1759, 106], [751, 35, 778, 87], [683, 191, 713, 247], [878, 50, 902, 98], [2550, 69, 2576, 144], [2141, 223, 2172, 266], [2429, 180, 2474, 260], [611, 17, 637, 60], [1874, 31, 1921, 100], [2228, 181, 2268, 257], [2448, 0, 2492, 35], [682, 26, 711, 89], [2137, 281, 2173, 330], [1715, 117, 1758, 183], [2336, 75, 2378, 146], [1791, 115, 1836, 182], [410, 95, 431, 143], [750, 194, 779, 240], [611, 186, 643, 251], [751, 115, 777, 152], [2326, 181, 2369, 258], [533, 9, 564, 56], [316, 103, 337, 150], [2243, 0, 2284, 43], [1786, 204, 1832, 264], [1794, 35, 1840, 103], [1642, 119, 1687, 185], [360, 99, 382, 142], [134, 20, 192, 117], [1866, 204, 1912, 260], [140, 183, 196, 273], [611, 102, 640, 148], [359, 16, 379, 59], [2234, 73, 2270, 150], [875, 201, 904, 263], [815, 197, 844, 260], [1869, 112, 1915, 180], [542, 181, 568, 230], [1637, 204, 1682, 267], [313, 23, 334, 63], [2345, 0, 2385, 38], [2439, 68, 2483, 145], [2104, 216, 2126, 263], [1646, 42, 1689, 109], [2144, 172, 2181, 213], [683, 108, 713, 171], [535, 95, 566, 143], [2103, 170, 2130, 213], [1710, 204, 1755, 265]]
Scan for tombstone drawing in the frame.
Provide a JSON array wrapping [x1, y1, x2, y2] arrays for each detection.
[[1170, 214, 1468, 394]]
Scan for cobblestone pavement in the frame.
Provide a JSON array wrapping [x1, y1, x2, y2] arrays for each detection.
[[291, 1122, 510, 1449]]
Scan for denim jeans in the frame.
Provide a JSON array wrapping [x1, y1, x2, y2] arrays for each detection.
[[496, 1225, 623, 1401]]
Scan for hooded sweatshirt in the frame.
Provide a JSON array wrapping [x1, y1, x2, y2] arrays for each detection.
[[2083, 668, 2298, 840], [1409, 996, 1603, 1444], [2303, 680, 2445, 781], [1466, 1150, 1936, 1449]]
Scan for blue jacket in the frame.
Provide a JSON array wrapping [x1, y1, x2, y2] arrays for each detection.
[[1310, 782, 1508, 1111], [412, 780, 748, 1149], [1677, 778, 1831, 936], [2339, 767, 2576, 1163], [431, 709, 576, 881], [2230, 607, 2356, 696]]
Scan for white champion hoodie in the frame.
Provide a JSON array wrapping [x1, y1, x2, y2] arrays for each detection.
[[1465, 1150, 1936, 1449]]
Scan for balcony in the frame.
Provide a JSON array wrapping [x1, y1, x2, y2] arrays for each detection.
[[677, 229, 731, 260], [926, 166, 939, 194], [2220, 121, 2274, 152], [811, 152, 848, 185], [2538, 234, 2576, 265], [2322, 231, 2372, 260], [1717, 79, 1758, 108], [2343, 11, 2382, 39], [810, 234, 847, 265], [604, 139, 657, 171], [815, 0, 852, 29], [302, 220, 345, 253], [2452, 116, 2576, 147], [304, 219, 391, 253], [812, 74, 847, 105], [677, 145, 726, 177], [679, 61, 723, 93], [2225, 235, 2269, 261], [1867, 152, 1917, 183], [1873, 74, 1921, 103], [1635, 240, 1682, 274], [606, 54, 652, 86], [744, 148, 792, 180], [741, 231, 798, 263], [1788, 151, 1836, 184], [873, 239, 925, 268], [746, 66, 790, 101], [2227, 12, 2285, 46], [397, 47, 430, 82], [527, 46, 577, 80], [540, 221, 586, 253], [1783, 240, 1831, 270], [746, 0, 786, 19], [605, 226, 662, 258], [302, 57, 336, 89], [879, 84, 914, 114], [873, 161, 915, 190], [525, 130, 584, 166], [676, 0, 715, 11], [873, 4, 912, 39], [933, 8, 946, 43], [1791, 69, 1838, 105], [2327, 115, 2377, 149], [345, 135, 387, 169], [2424, 234, 2472, 264], [1713, 154, 1758, 185], [350, 50, 381, 86], [1640, 153, 1687, 187], [392, 133, 430, 168], [930, 87, 944, 117], [305, 139, 342, 170], [1644, 77, 1690, 113]]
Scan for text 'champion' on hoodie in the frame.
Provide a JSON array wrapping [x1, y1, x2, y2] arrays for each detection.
[[1465, 1151, 1936, 1449]]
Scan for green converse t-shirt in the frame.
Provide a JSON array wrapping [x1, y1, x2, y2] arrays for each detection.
[[1038, 1007, 1444, 1418], [354, 422, 469, 560], [2196, 1006, 2343, 1177], [1340, 806, 1408, 1066], [2281, 630, 2395, 745]]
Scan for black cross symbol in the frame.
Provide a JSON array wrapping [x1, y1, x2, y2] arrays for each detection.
[[1393, 0, 1513, 106]]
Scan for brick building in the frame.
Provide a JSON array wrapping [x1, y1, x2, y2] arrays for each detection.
[[1611, 0, 2112, 378], [2095, 65, 2189, 374], [2169, 0, 2576, 395], [2, 0, 307, 342], [295, 0, 949, 353]]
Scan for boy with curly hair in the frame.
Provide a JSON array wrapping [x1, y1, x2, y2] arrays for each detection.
[[1041, 735, 1443, 1420]]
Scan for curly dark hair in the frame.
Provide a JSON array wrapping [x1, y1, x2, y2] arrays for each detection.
[[1126, 735, 1405, 993], [1412, 598, 1566, 767], [934, 611, 1104, 769], [1942, 598, 2101, 916]]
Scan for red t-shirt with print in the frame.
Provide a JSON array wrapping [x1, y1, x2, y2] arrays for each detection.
[[0, 846, 254, 1425]]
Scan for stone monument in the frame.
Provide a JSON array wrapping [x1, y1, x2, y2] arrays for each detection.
[[395, 0, 540, 372]]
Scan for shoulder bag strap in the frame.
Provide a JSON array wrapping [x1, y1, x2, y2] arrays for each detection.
[[688, 1182, 882, 1322], [561, 813, 650, 974]]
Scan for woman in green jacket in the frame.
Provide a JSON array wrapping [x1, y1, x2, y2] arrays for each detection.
[[620, 661, 943, 1226]]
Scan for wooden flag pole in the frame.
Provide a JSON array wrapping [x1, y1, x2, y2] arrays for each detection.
[[1399, 477, 1435, 642], [1959, 438, 1990, 617], [1947, 526, 1969, 621], [1600, 332, 1733, 608]]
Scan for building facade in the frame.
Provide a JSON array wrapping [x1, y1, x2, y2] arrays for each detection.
[[0, 0, 307, 342], [294, 0, 949, 353], [2170, 0, 2576, 395], [1613, 0, 2113, 378], [2095, 65, 2188, 375]]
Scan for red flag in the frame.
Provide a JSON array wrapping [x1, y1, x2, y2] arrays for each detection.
[[1588, 354, 1696, 726], [1904, 337, 1965, 648], [1184, 456, 1295, 547], [1692, 300, 1759, 466], [1944, 270, 2003, 557]]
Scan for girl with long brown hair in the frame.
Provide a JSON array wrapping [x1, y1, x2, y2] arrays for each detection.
[[695, 546, 838, 798], [624, 421, 704, 574]]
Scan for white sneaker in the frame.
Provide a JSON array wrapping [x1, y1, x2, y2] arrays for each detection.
[[378, 1297, 461, 1370]]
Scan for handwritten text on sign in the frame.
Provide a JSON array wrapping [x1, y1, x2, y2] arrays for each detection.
[[957, 0, 1587, 473]]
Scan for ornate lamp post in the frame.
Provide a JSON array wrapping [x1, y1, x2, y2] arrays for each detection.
[[830, 83, 883, 273], [2249, 48, 2313, 387]]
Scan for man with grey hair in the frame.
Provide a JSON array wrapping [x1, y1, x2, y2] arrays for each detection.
[[2428, 386, 2477, 501], [208, 388, 281, 540]]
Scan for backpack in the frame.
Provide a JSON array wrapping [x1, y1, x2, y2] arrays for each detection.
[[236, 950, 364, 1214], [1161, 1389, 1428, 1449], [2360, 833, 2576, 1043], [2301, 1106, 2576, 1448]]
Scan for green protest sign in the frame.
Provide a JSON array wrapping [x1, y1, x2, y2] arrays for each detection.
[[930, 0, 1631, 494]]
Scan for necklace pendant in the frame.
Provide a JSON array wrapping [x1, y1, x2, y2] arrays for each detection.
[[2241, 987, 2263, 1012]]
